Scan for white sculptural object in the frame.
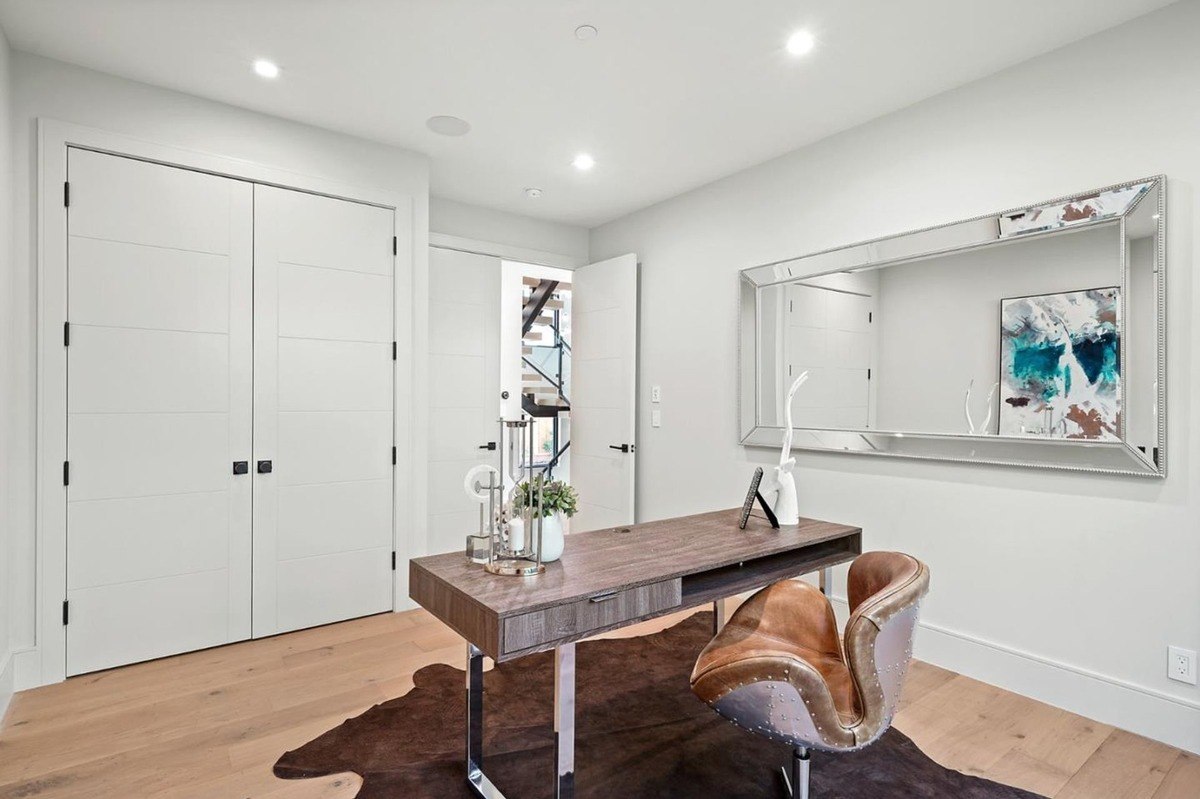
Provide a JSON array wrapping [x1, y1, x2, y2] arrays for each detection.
[[964, 379, 999, 435], [774, 370, 810, 525]]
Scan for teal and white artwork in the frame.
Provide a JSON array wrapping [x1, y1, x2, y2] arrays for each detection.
[[999, 287, 1121, 440]]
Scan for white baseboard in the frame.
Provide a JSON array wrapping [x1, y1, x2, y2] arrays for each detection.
[[831, 596, 1199, 754], [0, 650, 14, 726], [12, 647, 44, 692]]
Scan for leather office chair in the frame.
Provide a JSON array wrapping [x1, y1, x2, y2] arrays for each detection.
[[690, 552, 929, 798]]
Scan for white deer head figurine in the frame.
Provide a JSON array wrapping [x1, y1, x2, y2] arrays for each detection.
[[964, 379, 999, 435], [774, 370, 810, 525]]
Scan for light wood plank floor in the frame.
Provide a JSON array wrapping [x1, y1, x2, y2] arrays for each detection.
[[0, 607, 1195, 798]]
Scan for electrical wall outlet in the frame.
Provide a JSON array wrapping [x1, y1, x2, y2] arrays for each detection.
[[1168, 646, 1197, 685], [651, 385, 661, 403]]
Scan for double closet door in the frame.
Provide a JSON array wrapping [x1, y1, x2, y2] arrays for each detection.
[[65, 149, 396, 675]]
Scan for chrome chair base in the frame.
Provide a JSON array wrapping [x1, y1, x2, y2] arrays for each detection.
[[779, 747, 810, 799]]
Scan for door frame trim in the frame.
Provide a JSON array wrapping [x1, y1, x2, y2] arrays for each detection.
[[34, 118, 426, 688]]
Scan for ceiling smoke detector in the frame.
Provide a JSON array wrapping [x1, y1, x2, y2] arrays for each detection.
[[574, 25, 598, 40], [524, 188, 544, 199], [426, 115, 472, 136]]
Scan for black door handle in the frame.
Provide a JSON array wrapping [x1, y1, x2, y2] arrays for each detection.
[[609, 444, 635, 453], [232, 461, 249, 475], [257, 460, 273, 474], [479, 442, 497, 451]]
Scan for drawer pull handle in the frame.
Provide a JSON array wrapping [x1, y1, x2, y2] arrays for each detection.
[[589, 591, 620, 603]]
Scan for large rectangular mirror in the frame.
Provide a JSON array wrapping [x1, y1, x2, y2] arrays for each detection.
[[739, 176, 1166, 477]]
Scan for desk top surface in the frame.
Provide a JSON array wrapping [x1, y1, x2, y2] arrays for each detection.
[[410, 508, 860, 617]]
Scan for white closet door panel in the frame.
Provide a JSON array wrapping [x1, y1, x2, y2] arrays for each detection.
[[253, 184, 394, 636], [429, 460, 479, 515], [274, 191, 392, 276], [429, 299, 486, 357], [828, 292, 872, 332], [570, 407, 624, 460], [68, 413, 230, 502], [788, 284, 828, 326], [68, 237, 230, 333], [275, 548, 392, 633], [828, 329, 872, 369], [277, 480, 392, 561], [66, 570, 232, 675], [429, 354, 485, 407], [278, 339, 391, 412], [277, 411, 392, 487], [428, 510, 477, 557], [427, 247, 500, 558], [428, 407, 492, 462], [278, 264, 391, 342], [67, 492, 229, 589], [68, 327, 229, 413], [69, 151, 235, 254]]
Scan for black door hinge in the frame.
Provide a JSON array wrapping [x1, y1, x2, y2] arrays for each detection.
[[868, 311, 873, 323], [391, 446, 397, 465], [392, 236, 397, 256], [391, 551, 397, 571], [64, 182, 70, 208], [867, 368, 872, 380], [64, 322, 70, 347], [63, 461, 70, 486], [62, 600, 70, 625], [392, 341, 397, 361]]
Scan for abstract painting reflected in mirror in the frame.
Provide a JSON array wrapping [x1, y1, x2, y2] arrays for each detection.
[[999, 287, 1120, 440]]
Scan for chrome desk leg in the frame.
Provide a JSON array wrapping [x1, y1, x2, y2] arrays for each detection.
[[466, 643, 507, 798], [819, 567, 834, 599], [713, 598, 728, 633], [554, 643, 576, 799], [465, 642, 577, 799]]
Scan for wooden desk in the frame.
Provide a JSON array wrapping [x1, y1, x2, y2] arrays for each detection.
[[409, 508, 862, 799]]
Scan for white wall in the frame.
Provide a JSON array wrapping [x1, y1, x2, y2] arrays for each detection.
[[430, 196, 589, 267], [590, 2, 1199, 752], [0, 22, 15, 720], [6, 53, 430, 689]]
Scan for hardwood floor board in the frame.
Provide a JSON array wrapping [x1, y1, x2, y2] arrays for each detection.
[[1, 606, 1193, 799], [1056, 729, 1180, 799], [1153, 752, 1200, 799], [0, 686, 383, 796], [896, 660, 957, 713]]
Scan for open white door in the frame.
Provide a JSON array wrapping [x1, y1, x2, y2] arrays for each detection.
[[569, 254, 637, 533], [427, 248, 501, 555]]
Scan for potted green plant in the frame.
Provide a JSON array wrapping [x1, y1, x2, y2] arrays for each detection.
[[510, 475, 578, 561]]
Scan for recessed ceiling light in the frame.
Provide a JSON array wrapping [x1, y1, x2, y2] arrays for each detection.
[[426, 115, 472, 136], [253, 59, 280, 79], [575, 25, 598, 40], [786, 30, 816, 56], [524, 188, 544, 199], [572, 153, 595, 171]]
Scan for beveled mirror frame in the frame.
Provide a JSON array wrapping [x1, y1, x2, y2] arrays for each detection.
[[739, 176, 1167, 477]]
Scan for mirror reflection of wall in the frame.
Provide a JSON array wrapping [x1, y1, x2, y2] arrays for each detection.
[[873, 223, 1120, 436]]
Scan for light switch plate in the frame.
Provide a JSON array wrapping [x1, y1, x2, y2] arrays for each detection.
[[651, 409, 662, 428], [651, 385, 661, 403], [1169, 646, 1197, 685]]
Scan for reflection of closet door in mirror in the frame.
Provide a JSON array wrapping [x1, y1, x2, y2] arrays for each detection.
[[252, 186, 395, 636], [426, 248, 501, 556], [65, 149, 253, 675]]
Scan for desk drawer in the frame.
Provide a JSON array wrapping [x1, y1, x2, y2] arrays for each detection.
[[503, 579, 682, 654]]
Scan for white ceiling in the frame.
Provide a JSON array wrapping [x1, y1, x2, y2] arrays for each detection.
[[0, 0, 1176, 227]]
